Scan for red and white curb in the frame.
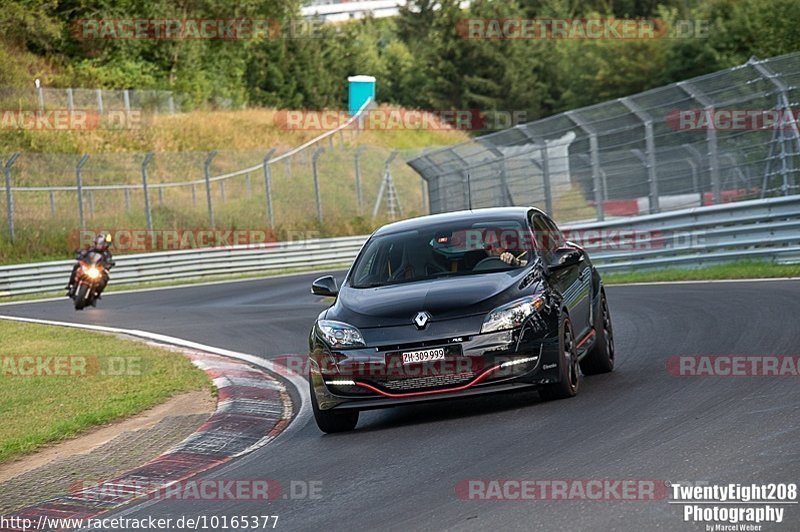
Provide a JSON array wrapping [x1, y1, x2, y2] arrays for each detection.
[[0, 315, 307, 532]]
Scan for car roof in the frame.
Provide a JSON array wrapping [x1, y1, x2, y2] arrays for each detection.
[[373, 207, 545, 236]]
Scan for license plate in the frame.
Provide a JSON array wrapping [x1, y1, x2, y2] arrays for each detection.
[[401, 348, 446, 365]]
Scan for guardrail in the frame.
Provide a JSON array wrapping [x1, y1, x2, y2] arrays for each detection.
[[0, 236, 367, 297], [1, 196, 799, 297], [573, 194, 800, 272]]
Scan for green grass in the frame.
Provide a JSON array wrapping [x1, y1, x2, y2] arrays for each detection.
[[603, 261, 800, 285], [0, 103, 473, 264], [0, 320, 212, 463], [0, 146, 421, 264]]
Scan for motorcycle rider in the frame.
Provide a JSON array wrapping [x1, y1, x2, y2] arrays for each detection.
[[67, 233, 115, 298]]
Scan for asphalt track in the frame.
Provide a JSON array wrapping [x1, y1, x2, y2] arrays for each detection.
[[2, 274, 799, 530]]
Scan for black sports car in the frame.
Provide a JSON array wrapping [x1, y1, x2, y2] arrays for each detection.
[[308, 207, 614, 433]]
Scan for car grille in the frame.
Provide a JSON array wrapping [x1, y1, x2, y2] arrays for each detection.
[[374, 371, 476, 392]]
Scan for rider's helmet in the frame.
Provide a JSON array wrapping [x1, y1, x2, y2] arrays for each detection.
[[94, 233, 112, 251]]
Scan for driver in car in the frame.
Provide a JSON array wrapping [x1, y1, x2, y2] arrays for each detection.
[[486, 244, 528, 267]]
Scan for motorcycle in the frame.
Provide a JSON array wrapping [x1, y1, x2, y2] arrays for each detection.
[[71, 251, 108, 310]]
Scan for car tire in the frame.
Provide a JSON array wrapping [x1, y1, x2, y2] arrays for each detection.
[[538, 315, 579, 401], [310, 378, 359, 433], [580, 290, 615, 375]]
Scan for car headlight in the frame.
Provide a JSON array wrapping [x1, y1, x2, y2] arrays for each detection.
[[481, 296, 544, 334], [316, 320, 366, 348], [86, 267, 101, 280]]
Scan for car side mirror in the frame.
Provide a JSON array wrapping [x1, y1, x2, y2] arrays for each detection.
[[311, 275, 339, 297], [549, 248, 583, 272]]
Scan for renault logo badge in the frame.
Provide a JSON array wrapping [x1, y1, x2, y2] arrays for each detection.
[[413, 311, 432, 329]]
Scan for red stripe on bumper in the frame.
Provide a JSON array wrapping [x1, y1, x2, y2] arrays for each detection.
[[353, 364, 505, 398]]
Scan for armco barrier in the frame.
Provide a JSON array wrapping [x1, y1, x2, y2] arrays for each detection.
[[2, 196, 799, 297]]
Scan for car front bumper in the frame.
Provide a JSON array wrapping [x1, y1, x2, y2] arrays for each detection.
[[310, 326, 563, 411]]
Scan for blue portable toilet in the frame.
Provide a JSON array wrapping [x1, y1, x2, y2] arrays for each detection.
[[348, 75, 376, 116]]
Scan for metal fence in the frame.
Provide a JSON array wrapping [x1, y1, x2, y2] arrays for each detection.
[[0, 100, 432, 247], [0, 87, 187, 114], [408, 52, 800, 222], [2, 195, 798, 297]]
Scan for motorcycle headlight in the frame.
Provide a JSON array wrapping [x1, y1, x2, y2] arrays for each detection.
[[86, 267, 101, 280], [316, 320, 366, 348], [481, 296, 544, 334]]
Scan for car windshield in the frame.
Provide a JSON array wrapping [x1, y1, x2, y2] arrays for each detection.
[[350, 220, 536, 288]]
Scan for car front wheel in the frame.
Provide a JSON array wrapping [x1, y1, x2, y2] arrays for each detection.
[[538, 315, 580, 401], [310, 377, 359, 433], [580, 290, 615, 375]]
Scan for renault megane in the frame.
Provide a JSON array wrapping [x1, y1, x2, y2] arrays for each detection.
[[307, 207, 614, 433]]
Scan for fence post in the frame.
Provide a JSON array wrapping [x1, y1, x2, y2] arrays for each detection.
[[96, 89, 104, 114], [620, 97, 660, 213], [168, 94, 175, 114], [749, 58, 800, 197], [486, 146, 514, 207], [49, 190, 56, 216], [262, 149, 276, 227], [373, 151, 400, 218], [678, 81, 721, 204], [76, 155, 90, 231], [312, 147, 325, 223], [191, 185, 197, 207], [566, 111, 604, 221], [245, 174, 251, 196], [141, 152, 154, 231], [203, 151, 217, 227], [66, 88, 74, 112], [3, 153, 20, 242], [354, 146, 365, 213], [680, 143, 702, 200], [37, 87, 45, 111], [158, 188, 164, 207], [540, 146, 553, 216], [220, 180, 226, 203], [124, 188, 130, 211], [123, 90, 131, 113]]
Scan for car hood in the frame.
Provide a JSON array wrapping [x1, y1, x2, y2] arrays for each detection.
[[328, 269, 540, 328]]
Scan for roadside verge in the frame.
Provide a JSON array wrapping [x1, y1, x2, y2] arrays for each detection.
[[0, 315, 301, 530]]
